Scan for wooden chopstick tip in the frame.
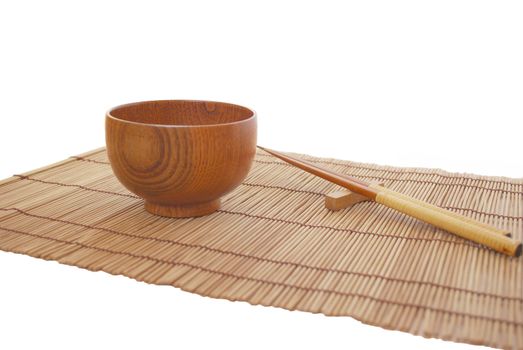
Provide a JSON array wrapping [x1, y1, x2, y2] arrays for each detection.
[[516, 242, 522, 257]]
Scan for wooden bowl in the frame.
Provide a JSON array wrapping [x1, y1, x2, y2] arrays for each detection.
[[105, 100, 257, 218]]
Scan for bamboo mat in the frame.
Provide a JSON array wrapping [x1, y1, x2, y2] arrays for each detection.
[[0, 148, 522, 349]]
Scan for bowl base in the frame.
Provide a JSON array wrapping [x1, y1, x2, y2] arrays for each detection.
[[145, 199, 221, 218]]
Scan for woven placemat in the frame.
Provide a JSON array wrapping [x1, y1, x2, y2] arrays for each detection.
[[0, 148, 521, 349]]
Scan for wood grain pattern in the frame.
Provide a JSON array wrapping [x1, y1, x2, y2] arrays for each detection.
[[106, 100, 257, 217]]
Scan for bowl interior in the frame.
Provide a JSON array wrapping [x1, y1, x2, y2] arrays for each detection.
[[108, 100, 254, 126]]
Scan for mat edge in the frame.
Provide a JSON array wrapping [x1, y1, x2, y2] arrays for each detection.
[[0, 147, 107, 188]]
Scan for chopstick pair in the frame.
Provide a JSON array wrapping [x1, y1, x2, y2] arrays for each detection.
[[258, 146, 522, 257]]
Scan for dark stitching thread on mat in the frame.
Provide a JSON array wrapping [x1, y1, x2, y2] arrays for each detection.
[[69, 157, 523, 221], [240, 183, 523, 221], [13, 175, 520, 248], [0, 225, 521, 327], [70, 156, 108, 164], [72, 152, 523, 189], [253, 160, 523, 196], [1, 206, 520, 304], [13, 175, 138, 199], [13, 175, 482, 248], [442, 206, 521, 221], [70, 155, 523, 197], [255, 152, 523, 188]]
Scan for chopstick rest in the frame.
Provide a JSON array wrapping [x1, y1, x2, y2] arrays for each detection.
[[259, 146, 521, 257]]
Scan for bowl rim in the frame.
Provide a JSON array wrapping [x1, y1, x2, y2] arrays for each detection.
[[106, 99, 257, 128]]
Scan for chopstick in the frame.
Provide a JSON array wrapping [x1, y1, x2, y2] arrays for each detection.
[[258, 146, 522, 257]]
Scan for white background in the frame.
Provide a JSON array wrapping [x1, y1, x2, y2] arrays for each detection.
[[0, 1, 521, 349]]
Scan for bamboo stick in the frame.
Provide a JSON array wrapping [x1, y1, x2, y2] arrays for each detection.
[[258, 147, 522, 257]]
